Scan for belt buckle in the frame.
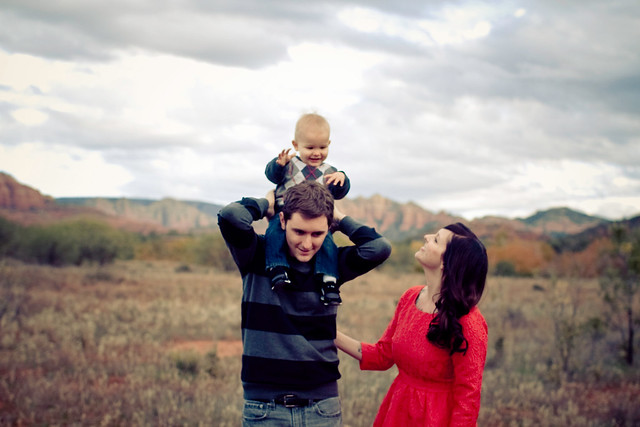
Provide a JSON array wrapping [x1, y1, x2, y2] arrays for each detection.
[[282, 394, 298, 408]]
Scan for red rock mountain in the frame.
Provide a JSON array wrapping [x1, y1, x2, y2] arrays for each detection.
[[0, 172, 163, 233], [337, 195, 463, 240], [0, 172, 615, 240], [71, 197, 219, 231], [0, 172, 54, 210]]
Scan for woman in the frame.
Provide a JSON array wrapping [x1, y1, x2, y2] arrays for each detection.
[[336, 223, 488, 426]]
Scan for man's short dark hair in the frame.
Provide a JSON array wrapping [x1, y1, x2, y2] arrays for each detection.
[[281, 181, 334, 227]]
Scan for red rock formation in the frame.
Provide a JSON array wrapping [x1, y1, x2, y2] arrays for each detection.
[[0, 172, 54, 210], [337, 194, 463, 240]]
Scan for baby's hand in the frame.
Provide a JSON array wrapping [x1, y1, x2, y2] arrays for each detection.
[[324, 171, 346, 187], [276, 149, 296, 166]]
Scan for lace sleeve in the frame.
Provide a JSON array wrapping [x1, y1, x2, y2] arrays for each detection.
[[450, 308, 488, 426], [359, 287, 417, 371]]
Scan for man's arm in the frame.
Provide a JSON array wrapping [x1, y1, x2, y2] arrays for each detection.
[[334, 206, 391, 284], [217, 196, 270, 272]]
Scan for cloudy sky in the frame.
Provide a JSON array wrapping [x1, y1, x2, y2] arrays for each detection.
[[1, 0, 639, 220]]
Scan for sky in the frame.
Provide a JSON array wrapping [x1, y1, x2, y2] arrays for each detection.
[[1, 0, 639, 221]]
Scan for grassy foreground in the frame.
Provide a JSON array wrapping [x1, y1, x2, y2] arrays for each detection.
[[1, 259, 638, 426]]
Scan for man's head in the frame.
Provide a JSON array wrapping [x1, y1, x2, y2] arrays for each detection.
[[292, 113, 331, 168], [279, 181, 334, 263]]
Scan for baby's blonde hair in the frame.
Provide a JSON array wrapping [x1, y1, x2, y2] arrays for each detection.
[[294, 113, 330, 141]]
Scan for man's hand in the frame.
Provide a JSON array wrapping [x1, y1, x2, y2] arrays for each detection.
[[266, 190, 275, 219], [276, 149, 296, 166], [324, 171, 346, 187]]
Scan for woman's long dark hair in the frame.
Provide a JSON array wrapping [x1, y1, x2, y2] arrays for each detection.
[[426, 223, 488, 355]]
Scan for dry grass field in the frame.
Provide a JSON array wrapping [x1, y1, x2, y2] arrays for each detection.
[[1, 259, 639, 426]]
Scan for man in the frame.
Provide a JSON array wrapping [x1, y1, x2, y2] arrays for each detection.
[[218, 181, 391, 426]]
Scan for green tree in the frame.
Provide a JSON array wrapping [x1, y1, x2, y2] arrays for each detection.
[[192, 233, 237, 271], [19, 224, 78, 265], [0, 216, 21, 257], [599, 224, 640, 365], [66, 220, 135, 265], [494, 260, 517, 277], [17, 219, 135, 266]]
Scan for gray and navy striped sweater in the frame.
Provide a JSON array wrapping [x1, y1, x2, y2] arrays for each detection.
[[218, 197, 391, 400]]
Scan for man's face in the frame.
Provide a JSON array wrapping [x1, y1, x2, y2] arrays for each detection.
[[280, 211, 329, 263]]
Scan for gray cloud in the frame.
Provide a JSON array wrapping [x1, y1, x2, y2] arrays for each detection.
[[0, 1, 294, 67], [1, 0, 639, 219]]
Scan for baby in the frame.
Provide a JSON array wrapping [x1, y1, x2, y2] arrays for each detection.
[[264, 113, 350, 305]]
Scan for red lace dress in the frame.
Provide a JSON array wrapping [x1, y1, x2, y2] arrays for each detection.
[[360, 286, 488, 427]]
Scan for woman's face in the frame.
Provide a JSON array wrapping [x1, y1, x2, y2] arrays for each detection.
[[415, 228, 454, 270]]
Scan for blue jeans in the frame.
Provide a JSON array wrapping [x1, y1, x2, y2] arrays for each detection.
[[242, 397, 342, 427], [265, 216, 338, 278]]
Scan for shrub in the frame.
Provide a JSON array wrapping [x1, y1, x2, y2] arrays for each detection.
[[191, 233, 237, 271], [0, 216, 21, 257], [175, 264, 192, 273], [494, 260, 517, 277], [204, 350, 220, 378], [378, 239, 421, 273], [171, 351, 200, 377], [11, 219, 136, 266], [19, 224, 79, 265]]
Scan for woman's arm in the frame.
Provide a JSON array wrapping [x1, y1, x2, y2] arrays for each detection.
[[335, 331, 363, 361]]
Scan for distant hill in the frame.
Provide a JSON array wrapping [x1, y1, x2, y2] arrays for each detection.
[[1, 171, 637, 247], [549, 215, 640, 253], [468, 215, 539, 244], [56, 197, 223, 232], [0, 173, 168, 233], [336, 195, 464, 241], [518, 207, 608, 235]]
